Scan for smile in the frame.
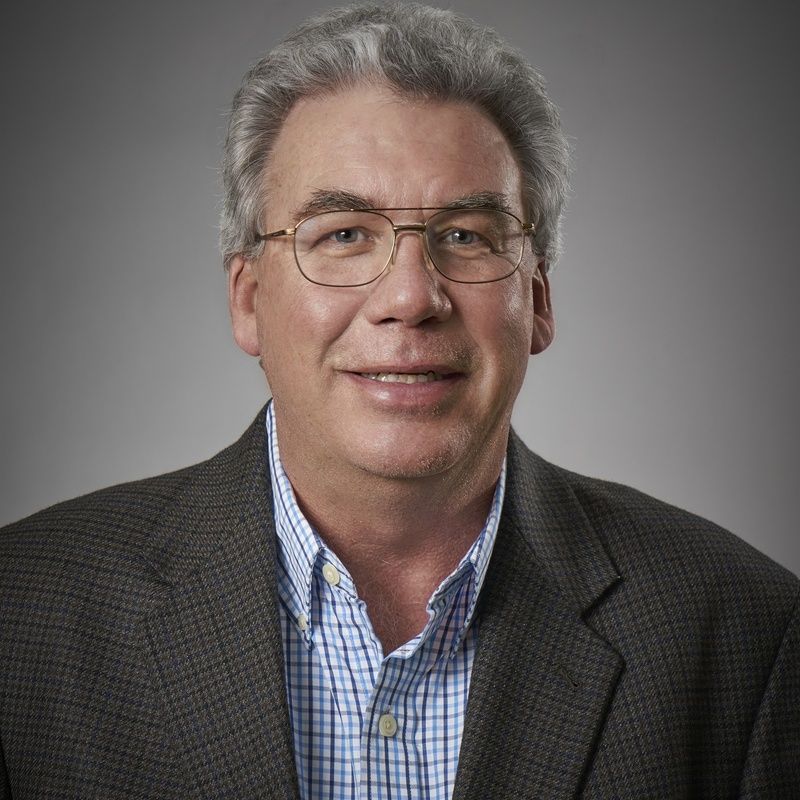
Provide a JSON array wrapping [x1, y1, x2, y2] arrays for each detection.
[[360, 371, 444, 384]]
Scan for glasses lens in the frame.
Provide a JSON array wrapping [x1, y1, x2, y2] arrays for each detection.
[[294, 211, 393, 286], [426, 209, 524, 283]]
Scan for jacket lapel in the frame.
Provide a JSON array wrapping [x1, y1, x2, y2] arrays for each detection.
[[141, 409, 299, 798], [454, 433, 624, 800]]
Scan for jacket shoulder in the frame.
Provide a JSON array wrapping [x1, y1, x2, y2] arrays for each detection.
[[0, 409, 267, 583], [568, 466, 796, 593], [1, 463, 196, 584], [0, 409, 268, 613], [508, 435, 798, 614]]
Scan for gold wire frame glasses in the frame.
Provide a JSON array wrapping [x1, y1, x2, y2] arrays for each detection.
[[255, 207, 535, 287]]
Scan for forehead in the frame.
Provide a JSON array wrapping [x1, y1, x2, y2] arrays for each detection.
[[262, 84, 524, 221]]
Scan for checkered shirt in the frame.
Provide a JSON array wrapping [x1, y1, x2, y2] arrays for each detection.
[[265, 404, 505, 800]]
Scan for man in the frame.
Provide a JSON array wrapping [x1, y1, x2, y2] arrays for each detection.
[[1, 3, 797, 798]]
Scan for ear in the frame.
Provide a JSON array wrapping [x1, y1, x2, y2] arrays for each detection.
[[530, 260, 555, 355], [228, 254, 261, 357]]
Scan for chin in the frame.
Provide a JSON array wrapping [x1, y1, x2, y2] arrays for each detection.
[[343, 427, 473, 481]]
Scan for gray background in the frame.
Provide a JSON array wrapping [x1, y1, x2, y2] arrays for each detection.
[[2, 1, 798, 576]]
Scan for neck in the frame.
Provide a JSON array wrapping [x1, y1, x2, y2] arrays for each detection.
[[283, 448, 502, 655], [295, 468, 497, 565]]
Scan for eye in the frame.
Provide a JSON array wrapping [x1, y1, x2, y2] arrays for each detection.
[[443, 228, 479, 245], [307, 224, 378, 256], [331, 228, 362, 244], [310, 226, 372, 251]]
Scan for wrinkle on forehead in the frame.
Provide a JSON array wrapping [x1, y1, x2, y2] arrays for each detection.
[[262, 83, 524, 229]]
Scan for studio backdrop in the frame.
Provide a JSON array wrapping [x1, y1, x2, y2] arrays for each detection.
[[1, 0, 798, 575]]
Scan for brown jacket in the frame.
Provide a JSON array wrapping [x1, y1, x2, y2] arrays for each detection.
[[1, 407, 798, 797]]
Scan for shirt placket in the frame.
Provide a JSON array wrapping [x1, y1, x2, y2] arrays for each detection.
[[360, 646, 432, 799], [359, 577, 474, 799], [314, 554, 382, 794]]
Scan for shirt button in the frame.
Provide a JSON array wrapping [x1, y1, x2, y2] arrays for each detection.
[[297, 613, 309, 631], [378, 713, 398, 737], [322, 563, 341, 586]]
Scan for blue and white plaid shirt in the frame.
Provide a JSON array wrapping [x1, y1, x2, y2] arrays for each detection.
[[266, 403, 505, 800]]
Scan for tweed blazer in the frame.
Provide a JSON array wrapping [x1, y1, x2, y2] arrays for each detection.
[[1, 408, 798, 799]]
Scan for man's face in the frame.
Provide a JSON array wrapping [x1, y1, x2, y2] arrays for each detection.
[[230, 85, 553, 485]]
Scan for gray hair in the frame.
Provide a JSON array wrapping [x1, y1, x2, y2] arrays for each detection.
[[221, 2, 570, 271]]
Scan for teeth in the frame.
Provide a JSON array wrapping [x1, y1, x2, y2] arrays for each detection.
[[361, 371, 443, 383]]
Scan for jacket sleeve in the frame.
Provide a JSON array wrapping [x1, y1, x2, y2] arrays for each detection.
[[738, 590, 800, 799]]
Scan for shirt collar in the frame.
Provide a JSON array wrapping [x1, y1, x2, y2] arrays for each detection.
[[267, 402, 321, 625], [266, 401, 505, 650]]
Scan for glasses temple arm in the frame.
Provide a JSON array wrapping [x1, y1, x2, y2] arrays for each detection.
[[256, 228, 296, 242]]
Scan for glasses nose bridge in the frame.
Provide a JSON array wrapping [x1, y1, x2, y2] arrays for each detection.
[[389, 222, 429, 266]]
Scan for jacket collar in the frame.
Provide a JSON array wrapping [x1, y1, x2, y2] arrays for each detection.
[[141, 413, 622, 798], [503, 429, 622, 614], [140, 418, 620, 633]]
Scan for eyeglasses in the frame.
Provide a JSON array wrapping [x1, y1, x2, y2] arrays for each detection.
[[255, 207, 535, 287]]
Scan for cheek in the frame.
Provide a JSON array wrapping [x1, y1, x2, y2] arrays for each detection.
[[256, 279, 364, 378], [482, 280, 535, 365], [484, 287, 535, 406]]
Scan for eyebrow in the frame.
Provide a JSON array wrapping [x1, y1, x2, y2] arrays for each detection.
[[289, 188, 517, 224], [291, 189, 375, 223], [442, 191, 514, 215]]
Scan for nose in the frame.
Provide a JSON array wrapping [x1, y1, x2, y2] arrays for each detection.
[[362, 227, 452, 327]]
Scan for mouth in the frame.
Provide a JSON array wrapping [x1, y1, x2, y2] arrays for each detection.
[[359, 371, 444, 384], [346, 365, 464, 411]]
